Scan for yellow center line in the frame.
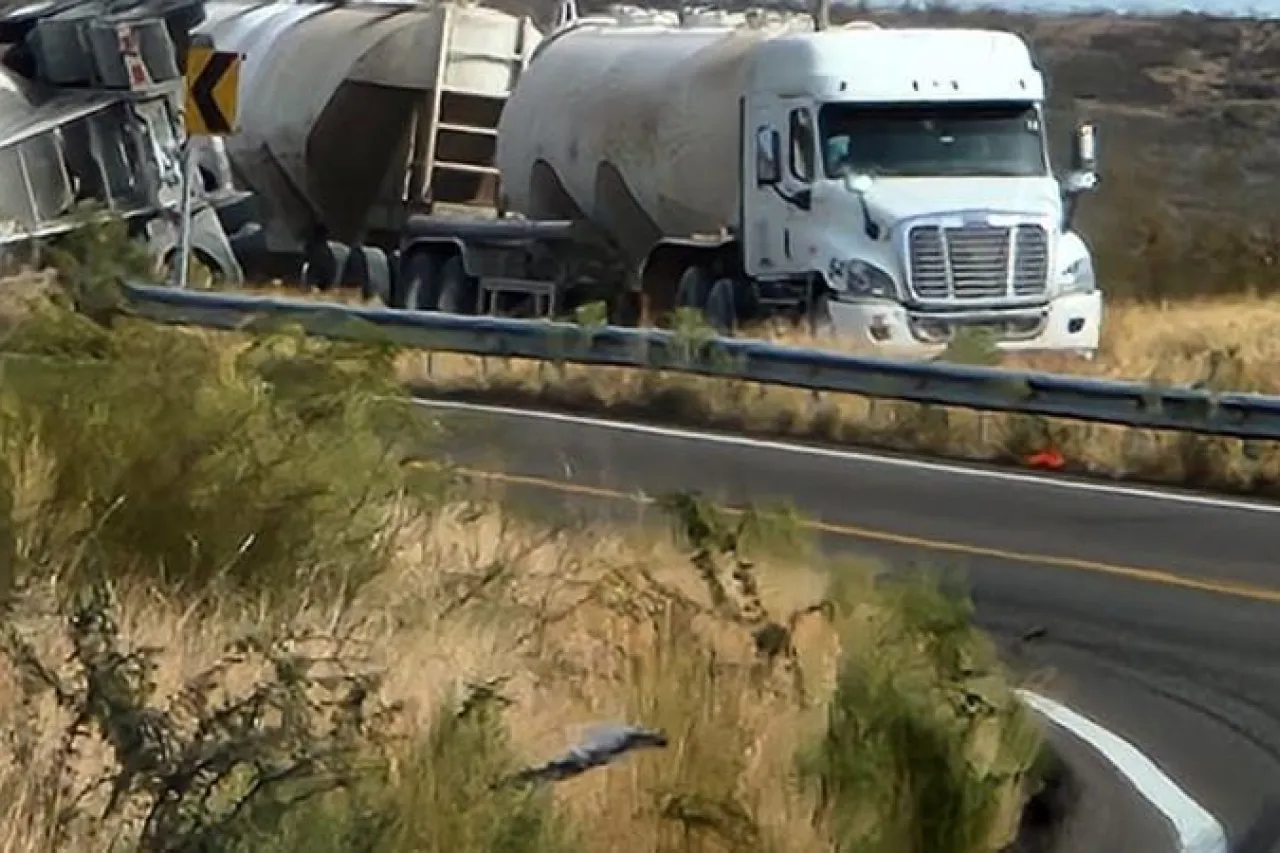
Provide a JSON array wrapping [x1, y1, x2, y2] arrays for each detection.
[[456, 466, 1280, 606]]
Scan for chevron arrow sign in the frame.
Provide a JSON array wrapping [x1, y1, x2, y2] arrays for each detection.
[[184, 47, 242, 136]]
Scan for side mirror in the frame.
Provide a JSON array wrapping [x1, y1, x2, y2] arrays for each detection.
[[1062, 123, 1098, 230], [1070, 121, 1097, 173], [1063, 169, 1098, 196], [755, 126, 781, 186]]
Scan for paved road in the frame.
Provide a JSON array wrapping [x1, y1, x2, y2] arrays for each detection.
[[422, 399, 1280, 853]]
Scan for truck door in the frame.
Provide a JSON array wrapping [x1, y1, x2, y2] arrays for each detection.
[[741, 97, 815, 279]]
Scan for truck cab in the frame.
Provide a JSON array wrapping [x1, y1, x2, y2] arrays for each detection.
[[742, 26, 1100, 356]]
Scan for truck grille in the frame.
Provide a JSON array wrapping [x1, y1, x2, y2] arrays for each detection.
[[907, 223, 1049, 301]]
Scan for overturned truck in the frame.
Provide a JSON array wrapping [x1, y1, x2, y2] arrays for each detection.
[[0, 0, 244, 282]]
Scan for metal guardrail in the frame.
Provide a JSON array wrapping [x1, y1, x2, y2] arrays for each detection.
[[123, 282, 1280, 441]]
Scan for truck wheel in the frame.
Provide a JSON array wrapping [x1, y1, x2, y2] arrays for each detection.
[[342, 245, 392, 302], [396, 250, 440, 310], [387, 250, 401, 303], [611, 291, 643, 327], [705, 278, 738, 335], [675, 266, 711, 312], [301, 240, 349, 292], [436, 255, 479, 315], [735, 279, 762, 324]]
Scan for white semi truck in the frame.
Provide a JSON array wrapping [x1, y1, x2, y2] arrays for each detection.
[[200, 1, 1105, 356]]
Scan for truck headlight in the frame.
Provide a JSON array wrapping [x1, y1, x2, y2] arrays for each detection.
[[1057, 256, 1096, 295], [829, 258, 896, 299]]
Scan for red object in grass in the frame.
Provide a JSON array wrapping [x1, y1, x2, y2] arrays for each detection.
[[1024, 447, 1066, 471]]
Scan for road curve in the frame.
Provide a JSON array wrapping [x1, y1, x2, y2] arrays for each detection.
[[421, 398, 1280, 853]]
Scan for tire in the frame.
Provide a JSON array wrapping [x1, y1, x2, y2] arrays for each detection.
[[735, 278, 762, 324], [436, 255, 479, 315], [611, 290, 643, 327], [674, 265, 711, 311], [395, 250, 440, 310], [341, 245, 392, 302], [705, 277, 737, 335], [387, 249, 401, 303], [301, 240, 349, 292]]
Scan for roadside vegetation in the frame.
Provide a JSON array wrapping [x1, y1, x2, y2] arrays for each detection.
[[0, 219, 1045, 853]]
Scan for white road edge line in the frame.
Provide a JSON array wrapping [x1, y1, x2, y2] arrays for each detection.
[[415, 398, 1280, 515], [421, 398, 1234, 851], [1019, 690, 1227, 853]]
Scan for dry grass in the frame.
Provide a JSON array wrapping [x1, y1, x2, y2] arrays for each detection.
[[0, 495, 1040, 853], [1010, 296, 1280, 390], [0, 244, 1043, 853], [0, 499, 799, 852]]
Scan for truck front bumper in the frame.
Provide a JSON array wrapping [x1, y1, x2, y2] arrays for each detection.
[[824, 291, 1103, 359]]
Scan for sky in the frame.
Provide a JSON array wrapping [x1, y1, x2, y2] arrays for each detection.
[[861, 0, 1280, 16]]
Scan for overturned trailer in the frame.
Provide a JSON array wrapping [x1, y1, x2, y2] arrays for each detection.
[[0, 0, 244, 282]]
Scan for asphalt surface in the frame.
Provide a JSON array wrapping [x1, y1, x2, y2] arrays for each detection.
[[423, 399, 1280, 853]]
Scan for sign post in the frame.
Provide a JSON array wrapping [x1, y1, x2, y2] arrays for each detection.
[[176, 45, 242, 288]]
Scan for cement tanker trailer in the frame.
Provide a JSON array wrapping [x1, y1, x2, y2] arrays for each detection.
[[189, 0, 540, 295], [397, 4, 1108, 355]]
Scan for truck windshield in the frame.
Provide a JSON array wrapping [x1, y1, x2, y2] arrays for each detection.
[[818, 101, 1047, 179]]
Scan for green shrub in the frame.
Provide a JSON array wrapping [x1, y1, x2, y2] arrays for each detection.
[[806, 574, 1042, 853], [1, 581, 401, 853], [242, 684, 571, 853], [0, 221, 436, 603]]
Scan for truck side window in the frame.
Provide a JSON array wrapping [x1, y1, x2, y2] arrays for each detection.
[[789, 108, 815, 183]]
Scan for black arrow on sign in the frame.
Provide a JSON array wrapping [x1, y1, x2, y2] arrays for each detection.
[[191, 51, 235, 134]]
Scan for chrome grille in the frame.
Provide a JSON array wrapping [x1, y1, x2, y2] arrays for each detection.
[[907, 223, 1050, 301], [1012, 225, 1050, 296]]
